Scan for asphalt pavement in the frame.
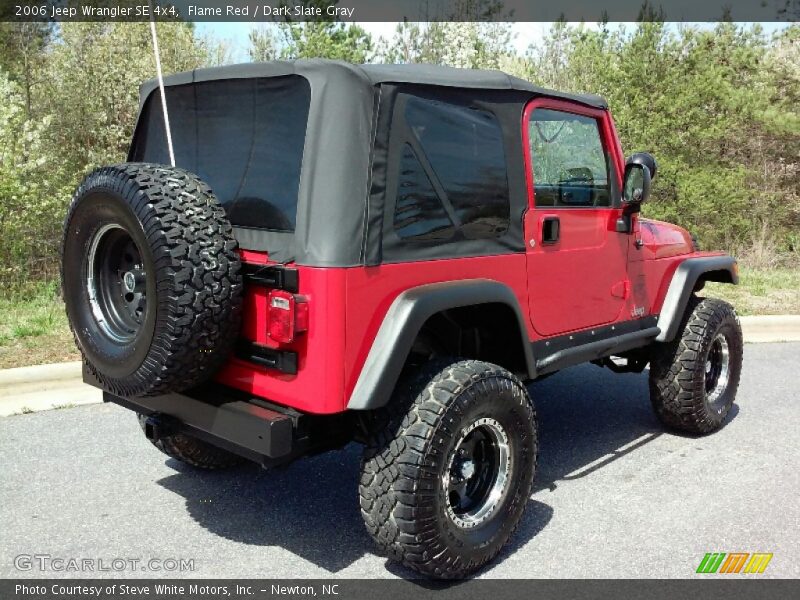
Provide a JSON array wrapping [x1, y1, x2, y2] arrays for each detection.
[[1, 343, 798, 579]]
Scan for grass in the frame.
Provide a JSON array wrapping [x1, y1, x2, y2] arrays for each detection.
[[0, 281, 80, 369], [9, 407, 36, 416], [0, 268, 797, 370], [52, 402, 78, 410], [705, 267, 800, 316]]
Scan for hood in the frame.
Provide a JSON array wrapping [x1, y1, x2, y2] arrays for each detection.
[[638, 218, 695, 259]]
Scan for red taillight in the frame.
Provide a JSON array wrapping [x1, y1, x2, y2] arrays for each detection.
[[267, 290, 308, 344]]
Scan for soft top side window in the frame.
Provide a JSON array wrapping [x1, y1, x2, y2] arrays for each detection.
[[528, 108, 614, 209], [394, 144, 456, 242], [391, 96, 511, 243]]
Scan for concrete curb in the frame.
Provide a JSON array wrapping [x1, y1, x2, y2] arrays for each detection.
[[739, 315, 800, 343], [0, 361, 100, 417], [0, 361, 82, 387], [1, 316, 798, 415]]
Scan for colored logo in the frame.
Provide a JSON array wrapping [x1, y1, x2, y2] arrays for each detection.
[[696, 552, 773, 574]]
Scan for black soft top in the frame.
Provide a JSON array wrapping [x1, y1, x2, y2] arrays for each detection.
[[132, 60, 608, 266], [360, 63, 606, 107], [139, 59, 607, 112]]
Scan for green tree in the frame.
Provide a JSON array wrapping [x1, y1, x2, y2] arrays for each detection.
[[266, 0, 374, 62], [0, 21, 216, 287], [0, 23, 53, 117], [377, 0, 514, 69], [0, 71, 64, 284], [249, 24, 280, 62], [279, 21, 373, 62], [247, 1, 373, 63], [39, 22, 207, 177]]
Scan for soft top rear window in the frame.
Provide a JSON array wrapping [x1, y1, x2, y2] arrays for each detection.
[[130, 75, 310, 232]]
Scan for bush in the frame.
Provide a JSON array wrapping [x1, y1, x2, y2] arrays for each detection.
[[0, 72, 70, 289]]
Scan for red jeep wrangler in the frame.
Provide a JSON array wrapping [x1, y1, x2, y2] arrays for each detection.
[[61, 60, 743, 578]]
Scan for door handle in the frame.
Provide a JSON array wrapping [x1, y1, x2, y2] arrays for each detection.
[[541, 216, 560, 244]]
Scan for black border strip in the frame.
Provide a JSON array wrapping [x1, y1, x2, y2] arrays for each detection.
[[2, 578, 797, 599], [3, 1, 795, 22]]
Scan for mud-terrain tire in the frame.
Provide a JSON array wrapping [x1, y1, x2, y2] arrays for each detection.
[[359, 359, 538, 579], [649, 296, 743, 434], [61, 163, 242, 397], [137, 414, 244, 469]]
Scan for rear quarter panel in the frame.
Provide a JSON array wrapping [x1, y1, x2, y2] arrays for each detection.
[[216, 262, 347, 414], [216, 255, 532, 414], [342, 255, 532, 406]]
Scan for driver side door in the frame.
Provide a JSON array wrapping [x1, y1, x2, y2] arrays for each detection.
[[523, 99, 630, 337]]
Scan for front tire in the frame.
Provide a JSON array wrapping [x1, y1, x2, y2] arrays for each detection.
[[649, 296, 743, 434], [359, 359, 538, 579]]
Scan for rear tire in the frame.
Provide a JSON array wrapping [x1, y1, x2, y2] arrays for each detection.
[[649, 296, 743, 434], [137, 414, 244, 470], [61, 163, 242, 397], [359, 359, 538, 579]]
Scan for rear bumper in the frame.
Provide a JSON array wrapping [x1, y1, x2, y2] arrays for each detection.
[[87, 369, 351, 466]]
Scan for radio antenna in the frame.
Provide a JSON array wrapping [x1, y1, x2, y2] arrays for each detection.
[[148, 3, 175, 167]]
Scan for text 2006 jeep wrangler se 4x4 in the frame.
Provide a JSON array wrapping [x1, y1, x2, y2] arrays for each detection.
[[62, 60, 743, 578]]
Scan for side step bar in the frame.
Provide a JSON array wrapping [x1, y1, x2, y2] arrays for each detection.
[[531, 317, 662, 377], [536, 327, 660, 375]]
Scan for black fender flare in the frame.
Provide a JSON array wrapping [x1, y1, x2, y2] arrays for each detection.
[[346, 279, 535, 410], [655, 255, 739, 342]]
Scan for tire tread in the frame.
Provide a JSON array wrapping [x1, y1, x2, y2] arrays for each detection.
[[62, 163, 243, 397], [137, 415, 243, 469], [359, 359, 537, 578], [649, 296, 743, 433]]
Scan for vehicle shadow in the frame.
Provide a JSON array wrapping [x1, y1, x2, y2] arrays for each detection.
[[157, 362, 738, 577], [381, 500, 555, 582], [529, 363, 661, 493], [528, 363, 739, 494], [157, 445, 369, 574]]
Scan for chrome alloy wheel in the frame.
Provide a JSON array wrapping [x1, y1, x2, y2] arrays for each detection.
[[705, 332, 731, 411], [443, 417, 511, 529]]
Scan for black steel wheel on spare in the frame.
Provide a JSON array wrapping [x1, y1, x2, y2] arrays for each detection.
[[61, 163, 243, 398]]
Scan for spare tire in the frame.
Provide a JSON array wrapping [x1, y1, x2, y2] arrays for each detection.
[[61, 163, 243, 397]]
